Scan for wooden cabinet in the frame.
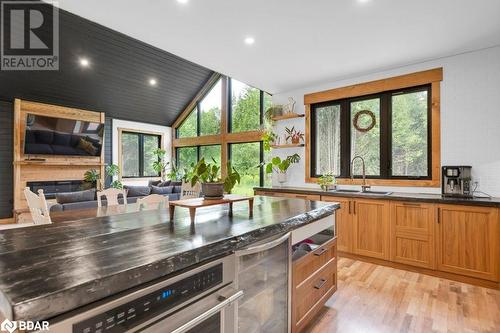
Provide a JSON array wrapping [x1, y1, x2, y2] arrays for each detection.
[[390, 202, 436, 269], [352, 199, 391, 260], [437, 205, 499, 281], [321, 196, 353, 253]]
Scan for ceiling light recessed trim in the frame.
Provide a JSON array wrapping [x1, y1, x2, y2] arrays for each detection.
[[79, 57, 90, 67], [176, 0, 188, 4], [149, 78, 158, 86], [244, 37, 255, 45]]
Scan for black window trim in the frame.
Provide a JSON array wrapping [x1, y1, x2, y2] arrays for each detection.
[[121, 131, 162, 179], [311, 84, 432, 180], [228, 78, 264, 133]]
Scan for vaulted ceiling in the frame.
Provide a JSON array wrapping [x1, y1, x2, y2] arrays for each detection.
[[0, 6, 214, 126], [58, 0, 500, 94]]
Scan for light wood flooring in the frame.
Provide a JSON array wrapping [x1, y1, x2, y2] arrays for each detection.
[[305, 258, 500, 333]]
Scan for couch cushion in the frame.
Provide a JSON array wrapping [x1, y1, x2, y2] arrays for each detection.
[[151, 185, 173, 195], [148, 180, 162, 187], [124, 185, 151, 197], [56, 189, 96, 204], [173, 185, 182, 193], [158, 180, 171, 187], [60, 200, 99, 211], [170, 181, 182, 186]]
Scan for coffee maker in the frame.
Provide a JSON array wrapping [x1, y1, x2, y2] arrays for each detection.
[[441, 166, 472, 198]]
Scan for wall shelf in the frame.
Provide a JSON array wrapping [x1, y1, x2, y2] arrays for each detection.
[[271, 113, 305, 121], [270, 143, 305, 149]]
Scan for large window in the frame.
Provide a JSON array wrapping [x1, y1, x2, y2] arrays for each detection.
[[176, 147, 198, 173], [177, 108, 197, 138], [229, 142, 264, 196], [200, 80, 222, 136], [311, 85, 431, 179], [230, 79, 262, 133], [121, 131, 161, 178]]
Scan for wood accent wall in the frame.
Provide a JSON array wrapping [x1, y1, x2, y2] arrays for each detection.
[[304, 68, 443, 187], [13, 99, 105, 220]]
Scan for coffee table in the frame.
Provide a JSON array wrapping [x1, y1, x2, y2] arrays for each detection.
[[169, 194, 254, 224]]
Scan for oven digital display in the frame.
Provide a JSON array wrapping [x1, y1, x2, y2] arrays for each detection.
[[72, 264, 223, 333]]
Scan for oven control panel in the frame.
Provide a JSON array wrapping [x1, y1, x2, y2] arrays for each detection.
[[72, 264, 223, 333]]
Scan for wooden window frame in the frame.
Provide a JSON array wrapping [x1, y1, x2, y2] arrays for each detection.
[[118, 127, 164, 180], [304, 68, 442, 187], [172, 75, 266, 179]]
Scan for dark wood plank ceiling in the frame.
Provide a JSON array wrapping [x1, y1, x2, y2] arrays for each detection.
[[0, 5, 215, 126]]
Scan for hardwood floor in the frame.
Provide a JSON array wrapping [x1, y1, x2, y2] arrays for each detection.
[[305, 258, 500, 333]]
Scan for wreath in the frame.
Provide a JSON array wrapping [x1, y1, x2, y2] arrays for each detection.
[[353, 110, 376, 132]]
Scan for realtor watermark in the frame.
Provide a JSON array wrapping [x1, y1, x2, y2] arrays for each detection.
[[1, 0, 59, 70], [1, 318, 49, 333]]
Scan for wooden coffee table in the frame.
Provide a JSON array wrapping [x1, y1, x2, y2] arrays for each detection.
[[169, 194, 254, 224]]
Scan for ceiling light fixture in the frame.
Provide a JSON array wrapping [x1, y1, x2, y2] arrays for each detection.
[[357, 0, 372, 3], [177, 0, 188, 4], [149, 78, 158, 86], [244, 37, 255, 45], [79, 57, 90, 68]]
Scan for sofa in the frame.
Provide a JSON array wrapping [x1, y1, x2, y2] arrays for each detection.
[[49, 181, 182, 212]]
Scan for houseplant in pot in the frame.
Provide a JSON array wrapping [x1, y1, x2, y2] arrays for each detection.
[[152, 148, 170, 181], [317, 173, 336, 191], [285, 126, 305, 144], [190, 158, 241, 199], [263, 153, 300, 186]]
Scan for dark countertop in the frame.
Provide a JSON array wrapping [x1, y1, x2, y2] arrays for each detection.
[[0, 196, 338, 322], [254, 186, 500, 208]]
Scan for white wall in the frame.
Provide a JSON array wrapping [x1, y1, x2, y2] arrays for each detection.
[[271, 46, 500, 197], [112, 119, 172, 186]]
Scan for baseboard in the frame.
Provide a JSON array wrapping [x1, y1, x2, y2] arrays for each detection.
[[339, 252, 499, 290]]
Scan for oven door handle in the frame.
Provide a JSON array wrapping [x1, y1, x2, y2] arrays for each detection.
[[236, 233, 290, 256], [171, 290, 244, 333]]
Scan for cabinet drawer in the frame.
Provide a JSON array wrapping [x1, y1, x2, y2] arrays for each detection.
[[293, 238, 336, 286], [294, 257, 337, 326], [284, 193, 321, 201]]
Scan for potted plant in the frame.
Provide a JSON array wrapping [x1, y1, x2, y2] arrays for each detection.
[[152, 148, 170, 181], [190, 158, 241, 199], [83, 164, 123, 190], [285, 126, 305, 144], [263, 154, 300, 185], [265, 105, 284, 121], [83, 169, 101, 190], [317, 173, 336, 191], [106, 164, 123, 189], [262, 129, 278, 152]]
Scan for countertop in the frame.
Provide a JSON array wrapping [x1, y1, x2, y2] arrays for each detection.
[[0, 196, 338, 322], [254, 186, 500, 208]]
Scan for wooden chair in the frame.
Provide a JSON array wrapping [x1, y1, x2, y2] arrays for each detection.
[[180, 181, 201, 199], [97, 188, 127, 207], [136, 194, 169, 210], [23, 187, 52, 224]]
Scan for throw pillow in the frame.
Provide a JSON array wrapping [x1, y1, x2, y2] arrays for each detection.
[[124, 185, 151, 198], [151, 186, 173, 195], [56, 189, 96, 204], [158, 180, 171, 187]]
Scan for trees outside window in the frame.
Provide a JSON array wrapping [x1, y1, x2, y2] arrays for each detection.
[[121, 131, 161, 178], [311, 85, 431, 179]]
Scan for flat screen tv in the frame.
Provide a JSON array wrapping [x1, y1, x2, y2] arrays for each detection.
[[24, 114, 104, 157]]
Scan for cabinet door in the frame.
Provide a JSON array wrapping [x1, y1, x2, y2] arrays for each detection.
[[321, 196, 353, 253], [390, 202, 436, 269], [437, 205, 498, 281], [353, 199, 390, 260]]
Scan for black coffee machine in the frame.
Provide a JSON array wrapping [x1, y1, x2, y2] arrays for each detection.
[[441, 166, 472, 198]]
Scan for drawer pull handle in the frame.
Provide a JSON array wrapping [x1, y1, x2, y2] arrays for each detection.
[[314, 278, 327, 290], [314, 248, 327, 256]]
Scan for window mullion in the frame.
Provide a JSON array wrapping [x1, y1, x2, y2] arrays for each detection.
[[138, 134, 144, 178], [341, 100, 351, 178], [380, 94, 391, 179]]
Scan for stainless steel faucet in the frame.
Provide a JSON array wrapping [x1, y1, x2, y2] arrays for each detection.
[[350, 156, 371, 192]]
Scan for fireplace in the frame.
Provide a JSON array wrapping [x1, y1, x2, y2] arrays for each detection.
[[27, 180, 89, 199]]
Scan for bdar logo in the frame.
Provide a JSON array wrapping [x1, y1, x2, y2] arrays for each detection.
[[0, 319, 17, 333]]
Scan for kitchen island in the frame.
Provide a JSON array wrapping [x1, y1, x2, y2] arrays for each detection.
[[0, 196, 338, 325]]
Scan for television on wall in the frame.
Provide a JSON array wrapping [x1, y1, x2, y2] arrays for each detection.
[[23, 114, 104, 157]]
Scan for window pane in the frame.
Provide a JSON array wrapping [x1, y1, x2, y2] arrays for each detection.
[[177, 147, 198, 174], [122, 133, 139, 177], [200, 79, 221, 136], [200, 145, 221, 165], [263, 92, 272, 128], [231, 79, 261, 133], [351, 98, 380, 176], [230, 142, 260, 196], [392, 90, 429, 177], [178, 109, 197, 138], [315, 104, 341, 176], [143, 135, 160, 177]]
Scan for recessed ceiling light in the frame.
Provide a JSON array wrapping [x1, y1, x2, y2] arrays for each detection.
[[177, 0, 188, 4], [79, 57, 90, 67], [149, 78, 158, 86], [244, 37, 255, 45], [357, 0, 372, 3]]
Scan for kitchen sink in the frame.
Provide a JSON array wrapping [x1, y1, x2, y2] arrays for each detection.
[[361, 191, 393, 195]]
